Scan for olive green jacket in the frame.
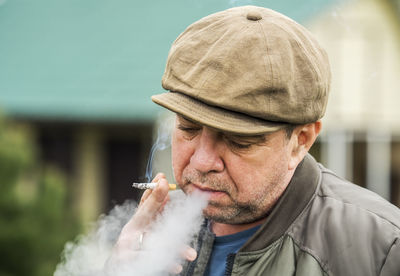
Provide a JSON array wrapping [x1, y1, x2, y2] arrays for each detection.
[[181, 154, 400, 276]]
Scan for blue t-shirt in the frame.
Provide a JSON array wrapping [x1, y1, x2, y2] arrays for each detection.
[[204, 225, 261, 276]]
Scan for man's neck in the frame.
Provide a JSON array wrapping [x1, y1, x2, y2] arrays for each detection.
[[211, 218, 267, 237]]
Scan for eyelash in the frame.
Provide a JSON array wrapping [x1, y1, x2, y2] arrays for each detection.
[[225, 138, 252, 150], [178, 125, 201, 140], [178, 125, 201, 132], [178, 124, 256, 150]]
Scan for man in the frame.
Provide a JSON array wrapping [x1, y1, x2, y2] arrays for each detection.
[[114, 6, 400, 275]]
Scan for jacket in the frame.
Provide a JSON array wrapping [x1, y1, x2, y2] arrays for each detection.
[[180, 154, 400, 276]]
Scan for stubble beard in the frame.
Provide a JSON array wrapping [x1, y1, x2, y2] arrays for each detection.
[[180, 171, 284, 225], [204, 200, 271, 225]]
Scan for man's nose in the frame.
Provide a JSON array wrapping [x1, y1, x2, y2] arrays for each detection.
[[190, 128, 224, 173]]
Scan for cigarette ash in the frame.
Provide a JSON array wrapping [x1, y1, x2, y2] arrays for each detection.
[[54, 190, 207, 276]]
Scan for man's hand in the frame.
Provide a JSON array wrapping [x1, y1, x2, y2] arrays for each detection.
[[106, 173, 197, 274]]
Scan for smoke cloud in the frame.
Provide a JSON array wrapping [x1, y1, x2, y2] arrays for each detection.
[[54, 190, 207, 276]]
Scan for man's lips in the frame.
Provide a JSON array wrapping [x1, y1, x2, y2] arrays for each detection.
[[190, 183, 228, 198], [190, 183, 218, 192]]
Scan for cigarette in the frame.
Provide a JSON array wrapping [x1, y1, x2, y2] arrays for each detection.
[[132, 182, 177, 190]]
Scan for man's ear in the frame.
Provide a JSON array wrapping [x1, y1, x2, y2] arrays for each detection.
[[288, 121, 322, 170]]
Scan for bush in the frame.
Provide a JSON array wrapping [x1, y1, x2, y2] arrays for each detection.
[[0, 115, 80, 276]]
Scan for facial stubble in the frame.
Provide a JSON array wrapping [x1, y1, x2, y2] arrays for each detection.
[[181, 170, 287, 225]]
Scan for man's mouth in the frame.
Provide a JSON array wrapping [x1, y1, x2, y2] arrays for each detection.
[[190, 183, 228, 200]]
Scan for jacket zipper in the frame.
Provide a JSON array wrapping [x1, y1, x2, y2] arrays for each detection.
[[225, 253, 236, 276], [185, 229, 205, 275]]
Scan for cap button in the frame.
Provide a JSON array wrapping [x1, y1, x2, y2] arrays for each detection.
[[246, 11, 262, 21]]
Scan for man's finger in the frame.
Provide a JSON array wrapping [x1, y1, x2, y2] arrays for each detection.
[[139, 173, 166, 206], [169, 264, 183, 274], [124, 178, 169, 231], [181, 245, 197, 262]]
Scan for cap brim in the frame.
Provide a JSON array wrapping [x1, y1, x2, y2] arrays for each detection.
[[151, 92, 286, 135]]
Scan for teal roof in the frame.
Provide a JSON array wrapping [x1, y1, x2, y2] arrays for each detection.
[[0, 0, 336, 123]]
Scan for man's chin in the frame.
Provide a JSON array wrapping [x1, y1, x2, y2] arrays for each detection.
[[202, 205, 238, 223], [202, 204, 268, 225]]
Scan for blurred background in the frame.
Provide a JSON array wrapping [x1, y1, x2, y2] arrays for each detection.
[[0, 0, 399, 275]]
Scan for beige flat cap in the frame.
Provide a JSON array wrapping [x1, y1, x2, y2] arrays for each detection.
[[152, 5, 331, 135]]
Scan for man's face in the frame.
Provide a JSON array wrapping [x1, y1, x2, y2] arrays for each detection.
[[171, 115, 297, 224]]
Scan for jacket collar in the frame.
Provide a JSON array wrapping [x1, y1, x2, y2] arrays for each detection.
[[240, 153, 321, 252]]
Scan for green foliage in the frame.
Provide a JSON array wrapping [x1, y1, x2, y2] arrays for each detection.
[[0, 116, 80, 276]]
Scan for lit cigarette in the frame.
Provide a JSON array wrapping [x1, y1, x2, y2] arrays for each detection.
[[132, 182, 177, 190]]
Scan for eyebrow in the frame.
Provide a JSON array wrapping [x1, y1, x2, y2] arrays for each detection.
[[177, 115, 199, 125]]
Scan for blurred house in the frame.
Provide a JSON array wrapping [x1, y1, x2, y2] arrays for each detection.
[[306, 0, 400, 206], [0, 0, 399, 224]]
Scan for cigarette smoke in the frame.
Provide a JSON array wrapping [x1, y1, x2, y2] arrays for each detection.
[[145, 114, 174, 182], [55, 113, 206, 275], [54, 190, 207, 276]]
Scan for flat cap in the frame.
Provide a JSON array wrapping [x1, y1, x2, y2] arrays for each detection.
[[152, 6, 331, 134]]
